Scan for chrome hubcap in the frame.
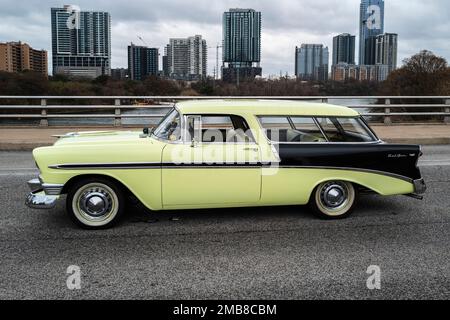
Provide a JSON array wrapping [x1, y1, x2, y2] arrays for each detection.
[[78, 188, 113, 218], [321, 183, 348, 209]]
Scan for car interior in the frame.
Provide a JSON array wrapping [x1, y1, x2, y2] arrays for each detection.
[[261, 116, 376, 143], [188, 115, 255, 143]]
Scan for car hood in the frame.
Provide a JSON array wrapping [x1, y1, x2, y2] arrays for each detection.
[[53, 130, 144, 146]]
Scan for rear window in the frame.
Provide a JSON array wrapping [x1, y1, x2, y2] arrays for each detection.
[[316, 117, 376, 142]]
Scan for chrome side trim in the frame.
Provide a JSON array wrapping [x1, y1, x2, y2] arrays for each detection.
[[49, 162, 415, 183], [27, 178, 43, 193], [28, 177, 63, 196], [42, 184, 64, 196], [49, 162, 161, 170], [268, 165, 415, 183]]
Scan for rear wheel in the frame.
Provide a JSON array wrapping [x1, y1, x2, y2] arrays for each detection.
[[309, 181, 356, 219], [66, 178, 125, 229]]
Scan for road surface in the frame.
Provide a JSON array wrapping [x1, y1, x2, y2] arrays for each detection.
[[0, 146, 449, 299]]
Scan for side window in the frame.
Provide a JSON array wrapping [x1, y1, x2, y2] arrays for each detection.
[[316, 118, 341, 141], [259, 116, 325, 143], [201, 116, 234, 143], [185, 115, 255, 144], [315, 117, 376, 142], [259, 117, 291, 142], [290, 117, 327, 142]]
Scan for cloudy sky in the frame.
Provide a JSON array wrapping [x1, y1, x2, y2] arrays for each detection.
[[0, 0, 449, 76]]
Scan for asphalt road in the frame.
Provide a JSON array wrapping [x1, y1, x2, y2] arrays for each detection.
[[0, 146, 449, 300]]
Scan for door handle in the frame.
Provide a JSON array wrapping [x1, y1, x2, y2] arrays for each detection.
[[243, 147, 259, 152]]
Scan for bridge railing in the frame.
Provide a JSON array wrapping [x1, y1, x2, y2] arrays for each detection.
[[0, 96, 449, 127]]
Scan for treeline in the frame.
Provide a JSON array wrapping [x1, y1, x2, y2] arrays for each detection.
[[0, 50, 448, 98], [0, 71, 383, 97]]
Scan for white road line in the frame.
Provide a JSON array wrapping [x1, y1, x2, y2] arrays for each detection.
[[0, 173, 38, 177], [0, 168, 36, 171]]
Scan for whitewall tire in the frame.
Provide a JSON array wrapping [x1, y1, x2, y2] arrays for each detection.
[[309, 181, 357, 219], [67, 178, 125, 229]]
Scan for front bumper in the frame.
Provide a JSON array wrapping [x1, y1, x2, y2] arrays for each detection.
[[26, 191, 58, 209], [25, 178, 63, 210], [413, 178, 427, 195]]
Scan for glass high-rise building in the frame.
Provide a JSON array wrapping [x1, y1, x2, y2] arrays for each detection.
[[359, 0, 384, 65], [51, 5, 111, 78], [295, 44, 329, 82], [222, 8, 262, 82], [128, 44, 159, 80], [332, 33, 356, 65], [164, 35, 207, 81], [375, 33, 398, 73]]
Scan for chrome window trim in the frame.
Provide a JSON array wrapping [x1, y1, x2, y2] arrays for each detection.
[[150, 106, 184, 145], [268, 140, 383, 145], [256, 115, 382, 145], [311, 117, 330, 142]]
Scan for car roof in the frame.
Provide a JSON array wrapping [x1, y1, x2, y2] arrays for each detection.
[[175, 100, 359, 117]]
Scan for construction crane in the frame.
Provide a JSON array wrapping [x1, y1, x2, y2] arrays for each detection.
[[137, 36, 147, 46], [208, 44, 223, 80]]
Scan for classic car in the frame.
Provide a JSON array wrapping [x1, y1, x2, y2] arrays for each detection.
[[26, 100, 427, 229]]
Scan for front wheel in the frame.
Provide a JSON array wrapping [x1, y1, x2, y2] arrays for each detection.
[[309, 181, 357, 219], [66, 178, 125, 229]]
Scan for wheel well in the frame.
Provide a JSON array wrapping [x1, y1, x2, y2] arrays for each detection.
[[61, 174, 133, 197], [307, 180, 376, 203]]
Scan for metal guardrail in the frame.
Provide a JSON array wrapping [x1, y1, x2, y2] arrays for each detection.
[[0, 96, 449, 127]]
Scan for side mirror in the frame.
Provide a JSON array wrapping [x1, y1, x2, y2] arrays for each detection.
[[140, 127, 154, 139]]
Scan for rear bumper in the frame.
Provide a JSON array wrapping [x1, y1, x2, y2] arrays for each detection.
[[413, 178, 427, 194], [25, 178, 63, 210]]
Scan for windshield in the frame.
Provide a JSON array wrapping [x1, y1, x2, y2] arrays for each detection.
[[153, 108, 182, 142]]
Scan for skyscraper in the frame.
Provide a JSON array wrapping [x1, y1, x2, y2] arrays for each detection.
[[295, 44, 329, 81], [222, 8, 262, 82], [128, 43, 159, 80], [164, 35, 207, 81], [375, 33, 398, 73], [0, 42, 48, 77], [359, 0, 384, 65], [332, 33, 356, 65], [51, 5, 111, 78]]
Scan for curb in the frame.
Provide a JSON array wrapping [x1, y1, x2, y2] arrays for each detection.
[[382, 138, 450, 145]]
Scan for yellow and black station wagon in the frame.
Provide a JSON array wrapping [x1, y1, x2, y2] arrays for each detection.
[[26, 100, 426, 229]]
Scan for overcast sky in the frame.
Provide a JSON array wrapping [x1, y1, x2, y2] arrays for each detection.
[[0, 0, 449, 77]]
